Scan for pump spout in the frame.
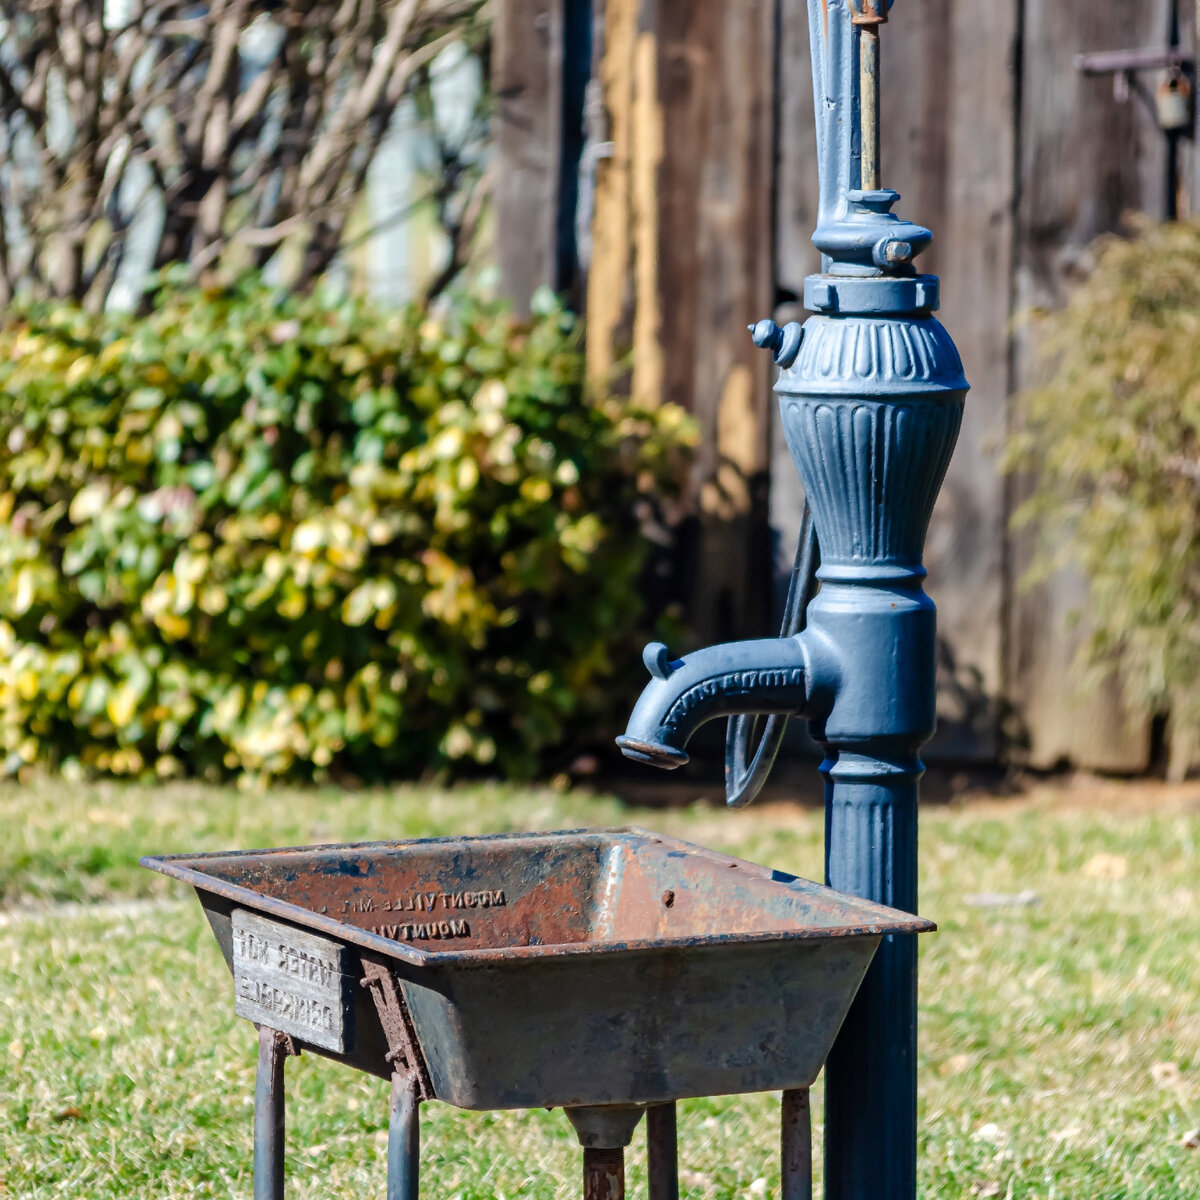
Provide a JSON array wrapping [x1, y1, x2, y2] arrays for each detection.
[[616, 638, 812, 770]]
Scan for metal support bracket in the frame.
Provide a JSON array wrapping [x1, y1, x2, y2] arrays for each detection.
[[362, 963, 431, 1200], [1077, 47, 1191, 75], [1076, 46, 1195, 116], [256, 1026, 300, 1059], [361, 961, 434, 1102]]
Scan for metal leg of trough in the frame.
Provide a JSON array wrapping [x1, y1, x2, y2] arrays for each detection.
[[583, 1147, 625, 1200], [387, 1072, 421, 1200], [254, 1027, 293, 1200], [781, 1088, 813, 1200], [647, 1102, 679, 1200], [361, 961, 432, 1200]]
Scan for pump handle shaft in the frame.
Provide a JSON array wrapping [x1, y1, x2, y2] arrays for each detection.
[[724, 506, 820, 809]]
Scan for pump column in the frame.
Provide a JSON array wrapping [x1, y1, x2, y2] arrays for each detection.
[[822, 748, 921, 1200]]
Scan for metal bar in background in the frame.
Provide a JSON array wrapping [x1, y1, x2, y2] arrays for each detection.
[[1076, 46, 1190, 73], [859, 28, 882, 189]]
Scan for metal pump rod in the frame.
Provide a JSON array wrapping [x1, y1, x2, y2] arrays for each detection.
[[853, 0, 886, 190]]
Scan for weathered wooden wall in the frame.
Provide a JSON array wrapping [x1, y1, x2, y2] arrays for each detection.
[[496, 0, 1198, 770]]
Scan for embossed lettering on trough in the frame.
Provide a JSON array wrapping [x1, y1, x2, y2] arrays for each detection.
[[232, 909, 353, 1054]]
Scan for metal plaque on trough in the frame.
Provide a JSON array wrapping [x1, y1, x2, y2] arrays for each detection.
[[232, 909, 353, 1053]]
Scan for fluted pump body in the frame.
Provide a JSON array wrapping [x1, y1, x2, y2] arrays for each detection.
[[780, 318, 965, 573]]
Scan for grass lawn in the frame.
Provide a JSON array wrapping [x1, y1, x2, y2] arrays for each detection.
[[2, 774, 1199, 1198]]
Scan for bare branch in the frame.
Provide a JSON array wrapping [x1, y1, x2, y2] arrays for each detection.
[[0, 0, 491, 306]]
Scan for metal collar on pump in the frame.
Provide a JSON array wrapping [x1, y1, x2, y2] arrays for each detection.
[[807, 0, 935, 315]]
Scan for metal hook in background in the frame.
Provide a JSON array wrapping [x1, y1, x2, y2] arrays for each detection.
[[725, 504, 820, 809]]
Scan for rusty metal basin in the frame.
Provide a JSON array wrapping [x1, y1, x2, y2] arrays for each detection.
[[142, 826, 932, 1111]]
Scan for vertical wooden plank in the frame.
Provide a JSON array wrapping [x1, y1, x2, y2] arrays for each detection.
[[1006, 0, 1174, 771], [874, 0, 1017, 760], [586, 0, 668, 409], [658, 0, 777, 640], [631, 9, 665, 410], [586, 0, 639, 391], [773, 0, 818, 303], [588, 0, 777, 643], [771, 0, 819, 614], [492, 0, 565, 314]]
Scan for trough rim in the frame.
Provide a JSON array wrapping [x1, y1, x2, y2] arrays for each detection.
[[141, 825, 935, 969]]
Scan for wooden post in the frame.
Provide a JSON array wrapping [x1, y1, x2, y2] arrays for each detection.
[[492, 0, 566, 315]]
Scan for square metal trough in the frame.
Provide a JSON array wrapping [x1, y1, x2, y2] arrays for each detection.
[[143, 827, 934, 1199], [144, 826, 931, 1111]]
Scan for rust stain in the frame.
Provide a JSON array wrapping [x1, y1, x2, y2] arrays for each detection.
[[849, 0, 889, 25]]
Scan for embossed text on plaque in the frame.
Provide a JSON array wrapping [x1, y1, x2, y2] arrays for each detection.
[[232, 909, 353, 1053]]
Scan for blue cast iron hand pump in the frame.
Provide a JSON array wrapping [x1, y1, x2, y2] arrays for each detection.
[[618, 1, 969, 1198]]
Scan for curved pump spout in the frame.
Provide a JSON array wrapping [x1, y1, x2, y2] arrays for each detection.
[[616, 637, 813, 770]]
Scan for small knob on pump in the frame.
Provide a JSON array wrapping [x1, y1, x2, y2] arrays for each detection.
[[642, 643, 677, 681], [749, 320, 804, 369]]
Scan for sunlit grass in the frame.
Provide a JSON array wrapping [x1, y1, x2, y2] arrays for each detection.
[[2, 777, 1198, 1197]]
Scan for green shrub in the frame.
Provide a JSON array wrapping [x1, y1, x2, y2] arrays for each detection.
[[1008, 218, 1200, 752], [0, 275, 696, 783]]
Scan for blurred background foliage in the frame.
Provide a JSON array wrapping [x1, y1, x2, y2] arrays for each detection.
[[1009, 218, 1200, 776], [0, 275, 696, 784]]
